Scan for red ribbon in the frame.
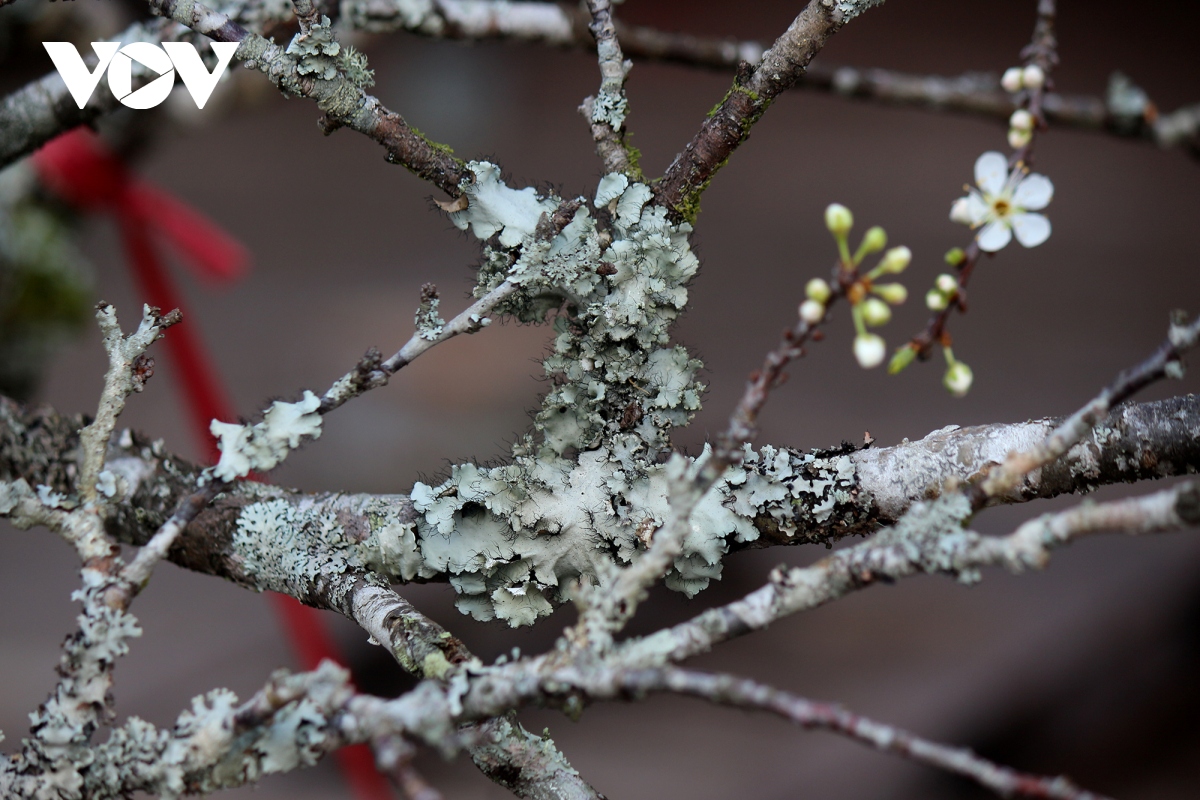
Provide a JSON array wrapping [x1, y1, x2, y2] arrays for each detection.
[[34, 129, 393, 800]]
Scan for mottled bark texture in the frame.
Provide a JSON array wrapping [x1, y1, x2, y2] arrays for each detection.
[[4, 392, 1196, 585]]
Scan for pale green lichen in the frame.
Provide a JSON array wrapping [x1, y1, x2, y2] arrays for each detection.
[[285, 15, 374, 87], [351, 167, 881, 625], [448, 162, 557, 248], [833, 0, 887, 23], [232, 498, 364, 606], [210, 392, 323, 481], [590, 92, 629, 132], [414, 285, 445, 341]]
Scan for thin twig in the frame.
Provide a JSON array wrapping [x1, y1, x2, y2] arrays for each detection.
[[581, 0, 632, 175], [609, 668, 1110, 800]]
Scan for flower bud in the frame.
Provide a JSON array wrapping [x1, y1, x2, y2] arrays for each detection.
[[1022, 64, 1045, 91], [853, 332, 886, 369], [1001, 66, 1024, 93], [805, 277, 832, 304], [888, 345, 917, 374], [1009, 109, 1034, 131], [1008, 126, 1033, 149], [861, 297, 892, 327], [825, 203, 853, 237], [877, 245, 912, 274], [872, 282, 908, 305], [860, 225, 887, 254], [944, 247, 966, 266], [926, 288, 949, 311], [949, 197, 974, 225], [935, 273, 958, 295], [798, 299, 825, 325], [943, 361, 974, 397]]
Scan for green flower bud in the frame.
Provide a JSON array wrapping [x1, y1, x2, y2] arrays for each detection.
[[805, 277, 832, 304], [798, 299, 825, 325], [853, 332, 886, 369], [1008, 126, 1033, 149], [888, 345, 917, 374], [926, 288, 949, 311], [825, 203, 853, 237], [872, 282, 908, 305], [935, 273, 958, 295], [944, 247, 966, 266], [943, 361, 974, 397], [860, 297, 892, 327], [854, 226, 887, 263], [877, 246, 912, 275]]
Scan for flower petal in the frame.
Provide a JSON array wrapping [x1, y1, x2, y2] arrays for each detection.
[[1011, 212, 1051, 247], [1013, 173, 1053, 210], [976, 220, 1012, 252], [966, 190, 990, 224], [974, 151, 1009, 196]]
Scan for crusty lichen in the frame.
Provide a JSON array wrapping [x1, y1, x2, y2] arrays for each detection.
[[333, 165, 880, 626]]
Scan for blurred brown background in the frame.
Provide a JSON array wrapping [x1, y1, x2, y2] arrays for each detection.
[[2, 0, 1200, 797]]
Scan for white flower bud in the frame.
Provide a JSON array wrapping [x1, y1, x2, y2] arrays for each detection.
[[926, 289, 949, 311], [878, 245, 912, 274], [805, 277, 832, 304], [825, 203, 853, 237], [944, 361, 974, 397], [799, 299, 826, 324], [949, 197, 974, 225], [860, 297, 892, 327], [1001, 67, 1024, 93], [1009, 109, 1034, 131], [872, 282, 908, 305], [1008, 126, 1033, 149], [1022, 64, 1045, 91], [853, 333, 886, 369], [935, 273, 958, 295]]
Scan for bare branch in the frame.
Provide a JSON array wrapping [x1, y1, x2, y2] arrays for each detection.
[[607, 668, 1108, 800], [654, 0, 883, 221], [143, 0, 467, 195]]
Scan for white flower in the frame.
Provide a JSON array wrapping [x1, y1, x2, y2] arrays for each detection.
[[951, 151, 1053, 252]]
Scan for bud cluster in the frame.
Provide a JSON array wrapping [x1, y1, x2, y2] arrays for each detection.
[[807, 204, 912, 369]]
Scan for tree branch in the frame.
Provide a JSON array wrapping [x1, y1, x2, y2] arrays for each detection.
[[653, 0, 883, 221], [141, 0, 467, 195], [5, 392, 1197, 606]]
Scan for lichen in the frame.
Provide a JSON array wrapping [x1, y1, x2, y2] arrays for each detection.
[[285, 15, 374, 88], [414, 283, 445, 341], [232, 498, 364, 606], [367, 167, 886, 624], [590, 92, 629, 132], [210, 391, 323, 481], [448, 162, 557, 248], [833, 0, 887, 23]]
